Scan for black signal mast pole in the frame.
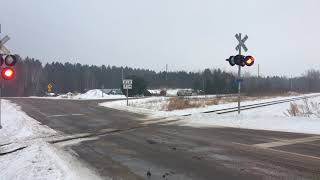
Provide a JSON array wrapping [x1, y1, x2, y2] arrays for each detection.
[[237, 33, 242, 114]]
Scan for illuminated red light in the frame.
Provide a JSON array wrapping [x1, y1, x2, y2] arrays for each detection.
[[245, 56, 255, 66], [2, 67, 15, 80]]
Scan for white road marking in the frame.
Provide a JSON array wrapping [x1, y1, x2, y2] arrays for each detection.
[[47, 114, 84, 118], [234, 142, 320, 161], [71, 113, 84, 116], [98, 128, 118, 133], [267, 147, 320, 161], [253, 136, 320, 148], [54, 136, 99, 147]]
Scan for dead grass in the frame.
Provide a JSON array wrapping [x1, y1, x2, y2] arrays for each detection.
[[285, 98, 320, 117], [158, 92, 307, 112], [246, 91, 301, 98], [286, 103, 302, 117], [164, 97, 220, 111]]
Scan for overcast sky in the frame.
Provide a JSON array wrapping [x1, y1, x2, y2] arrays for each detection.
[[0, 0, 319, 76]]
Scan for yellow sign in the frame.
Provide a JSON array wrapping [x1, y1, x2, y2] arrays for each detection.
[[48, 83, 53, 93]]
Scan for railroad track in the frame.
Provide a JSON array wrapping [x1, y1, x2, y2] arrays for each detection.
[[182, 94, 320, 116]]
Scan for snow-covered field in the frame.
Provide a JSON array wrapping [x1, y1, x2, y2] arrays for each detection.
[[100, 94, 314, 117], [100, 93, 320, 135], [178, 95, 320, 134], [0, 100, 102, 180]]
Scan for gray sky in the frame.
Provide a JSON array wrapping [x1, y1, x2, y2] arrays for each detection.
[[1, 0, 319, 76]]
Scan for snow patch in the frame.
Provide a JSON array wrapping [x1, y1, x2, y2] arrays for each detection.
[[0, 100, 103, 180], [0, 100, 57, 144]]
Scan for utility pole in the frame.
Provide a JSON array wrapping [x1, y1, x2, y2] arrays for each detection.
[[121, 68, 124, 81], [258, 64, 260, 97], [165, 64, 168, 81], [290, 75, 293, 91], [165, 64, 168, 95]]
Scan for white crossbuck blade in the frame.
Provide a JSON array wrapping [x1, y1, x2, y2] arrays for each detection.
[[0, 35, 11, 54], [235, 34, 248, 52]]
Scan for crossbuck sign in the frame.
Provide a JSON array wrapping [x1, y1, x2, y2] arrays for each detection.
[[235, 34, 248, 52], [0, 35, 11, 54]]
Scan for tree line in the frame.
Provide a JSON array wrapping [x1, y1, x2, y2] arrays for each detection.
[[1, 57, 320, 97]]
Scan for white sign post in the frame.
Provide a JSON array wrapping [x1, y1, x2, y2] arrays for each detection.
[[123, 79, 132, 106]]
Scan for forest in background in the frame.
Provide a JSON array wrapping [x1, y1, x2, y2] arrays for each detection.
[[1, 56, 320, 97]]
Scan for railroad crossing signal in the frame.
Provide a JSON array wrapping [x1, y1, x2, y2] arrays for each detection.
[[226, 33, 255, 67], [0, 26, 18, 129], [225, 33, 255, 114], [0, 33, 18, 81]]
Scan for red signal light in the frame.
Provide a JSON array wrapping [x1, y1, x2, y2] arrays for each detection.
[[2, 67, 15, 80], [244, 56, 254, 66]]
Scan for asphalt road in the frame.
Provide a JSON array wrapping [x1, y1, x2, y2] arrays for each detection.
[[9, 98, 320, 180]]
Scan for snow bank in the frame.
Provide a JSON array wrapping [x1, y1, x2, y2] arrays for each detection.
[[0, 141, 64, 180], [73, 89, 125, 99], [100, 97, 172, 118], [0, 100, 102, 180], [0, 100, 57, 144], [56, 89, 126, 100]]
